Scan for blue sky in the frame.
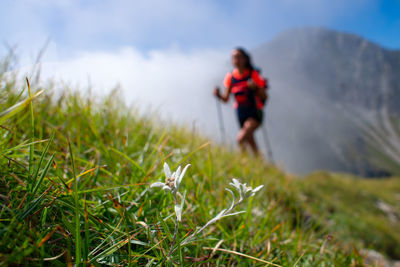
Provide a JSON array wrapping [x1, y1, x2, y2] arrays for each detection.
[[1, 0, 400, 58], [332, 0, 400, 49]]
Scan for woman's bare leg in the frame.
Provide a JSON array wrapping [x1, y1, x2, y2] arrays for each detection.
[[237, 128, 247, 153], [247, 132, 259, 155], [243, 118, 260, 155], [237, 118, 260, 155]]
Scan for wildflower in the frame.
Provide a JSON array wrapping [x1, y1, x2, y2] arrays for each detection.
[[150, 162, 190, 223], [150, 161, 264, 261], [229, 178, 264, 201], [150, 162, 191, 260], [181, 178, 264, 247], [150, 162, 190, 193]]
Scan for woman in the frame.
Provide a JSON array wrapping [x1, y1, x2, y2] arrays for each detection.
[[214, 48, 268, 155]]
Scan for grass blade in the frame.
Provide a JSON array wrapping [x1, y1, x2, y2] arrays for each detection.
[[68, 139, 81, 265], [0, 89, 43, 125], [27, 78, 35, 175], [109, 147, 144, 174], [31, 154, 55, 195], [32, 132, 55, 192]]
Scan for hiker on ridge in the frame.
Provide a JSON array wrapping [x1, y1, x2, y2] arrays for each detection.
[[214, 48, 268, 155]]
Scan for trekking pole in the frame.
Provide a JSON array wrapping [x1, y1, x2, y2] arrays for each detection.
[[215, 96, 226, 143], [261, 122, 275, 164]]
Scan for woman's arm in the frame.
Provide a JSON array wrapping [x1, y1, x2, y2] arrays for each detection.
[[257, 84, 268, 102], [248, 70, 268, 102], [213, 86, 230, 103]]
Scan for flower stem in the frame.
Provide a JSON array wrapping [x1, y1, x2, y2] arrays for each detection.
[[167, 194, 179, 258], [178, 198, 243, 249]]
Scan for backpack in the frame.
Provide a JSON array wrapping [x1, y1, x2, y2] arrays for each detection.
[[230, 68, 267, 109]]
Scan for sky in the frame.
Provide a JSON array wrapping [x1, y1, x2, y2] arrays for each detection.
[[1, 0, 400, 56]]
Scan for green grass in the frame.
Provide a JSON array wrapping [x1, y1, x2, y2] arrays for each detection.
[[0, 62, 398, 265], [300, 172, 400, 260]]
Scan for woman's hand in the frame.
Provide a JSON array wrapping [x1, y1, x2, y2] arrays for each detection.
[[214, 86, 230, 102], [247, 79, 258, 90], [213, 86, 221, 98], [254, 86, 268, 104]]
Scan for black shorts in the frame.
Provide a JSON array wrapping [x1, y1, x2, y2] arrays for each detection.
[[236, 106, 263, 128]]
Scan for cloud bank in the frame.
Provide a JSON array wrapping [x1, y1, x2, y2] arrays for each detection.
[[36, 45, 234, 140]]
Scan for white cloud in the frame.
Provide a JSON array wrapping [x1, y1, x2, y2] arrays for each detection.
[[36, 45, 233, 138]]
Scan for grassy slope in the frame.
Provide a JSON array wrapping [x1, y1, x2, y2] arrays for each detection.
[[300, 172, 400, 259], [0, 72, 398, 265]]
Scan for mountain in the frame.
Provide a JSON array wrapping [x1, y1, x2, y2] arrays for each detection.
[[250, 27, 400, 176]]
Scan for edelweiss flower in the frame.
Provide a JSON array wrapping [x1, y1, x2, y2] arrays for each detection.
[[150, 162, 190, 193], [229, 178, 264, 200]]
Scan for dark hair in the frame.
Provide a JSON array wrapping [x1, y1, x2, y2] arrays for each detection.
[[235, 47, 254, 71]]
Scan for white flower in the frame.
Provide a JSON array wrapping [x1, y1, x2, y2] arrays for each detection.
[[229, 178, 242, 192], [175, 204, 182, 222], [150, 162, 190, 193], [229, 178, 264, 200]]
